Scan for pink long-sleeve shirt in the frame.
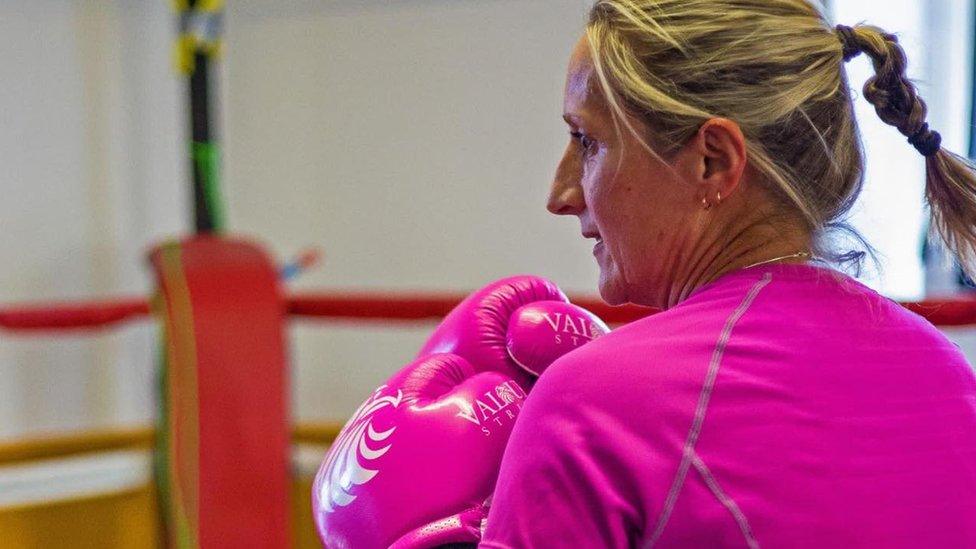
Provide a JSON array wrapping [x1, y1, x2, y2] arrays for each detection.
[[481, 263, 976, 548]]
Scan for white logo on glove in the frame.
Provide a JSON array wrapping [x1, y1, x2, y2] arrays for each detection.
[[541, 312, 604, 345], [317, 386, 402, 512], [455, 380, 527, 436]]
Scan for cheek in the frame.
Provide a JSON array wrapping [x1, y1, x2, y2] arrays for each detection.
[[585, 170, 648, 254], [586, 152, 696, 266], [580, 150, 626, 230]]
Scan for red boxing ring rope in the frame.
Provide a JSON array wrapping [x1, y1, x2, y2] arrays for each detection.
[[287, 292, 656, 324], [901, 298, 976, 327], [1, 292, 976, 331], [0, 298, 152, 331]]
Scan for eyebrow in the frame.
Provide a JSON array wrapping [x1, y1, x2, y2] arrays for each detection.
[[563, 113, 583, 127]]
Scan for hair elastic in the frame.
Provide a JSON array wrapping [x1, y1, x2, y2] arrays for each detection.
[[908, 123, 942, 157], [835, 25, 861, 62]]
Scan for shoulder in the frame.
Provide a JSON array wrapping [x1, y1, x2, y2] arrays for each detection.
[[528, 269, 799, 405], [538, 284, 756, 387], [525, 312, 718, 424]]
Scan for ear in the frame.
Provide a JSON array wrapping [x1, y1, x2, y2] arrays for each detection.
[[688, 118, 748, 204]]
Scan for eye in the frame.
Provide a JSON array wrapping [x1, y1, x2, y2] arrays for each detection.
[[570, 131, 596, 155]]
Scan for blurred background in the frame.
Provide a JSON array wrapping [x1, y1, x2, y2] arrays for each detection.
[[1, 0, 975, 546]]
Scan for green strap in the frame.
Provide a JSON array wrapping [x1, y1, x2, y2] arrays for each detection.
[[192, 141, 226, 232]]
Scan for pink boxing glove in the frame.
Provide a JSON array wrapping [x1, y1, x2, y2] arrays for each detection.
[[312, 276, 609, 549], [314, 353, 521, 548], [506, 300, 610, 377], [414, 276, 566, 388]]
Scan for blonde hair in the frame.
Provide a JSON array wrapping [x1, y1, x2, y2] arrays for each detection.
[[586, 0, 976, 276]]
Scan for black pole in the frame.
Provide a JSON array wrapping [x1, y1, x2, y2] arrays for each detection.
[[183, 0, 224, 234], [190, 48, 215, 233]]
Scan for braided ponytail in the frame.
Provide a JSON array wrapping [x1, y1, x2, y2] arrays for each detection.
[[837, 24, 976, 278]]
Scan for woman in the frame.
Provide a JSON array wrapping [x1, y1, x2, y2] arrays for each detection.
[[480, 1, 976, 547]]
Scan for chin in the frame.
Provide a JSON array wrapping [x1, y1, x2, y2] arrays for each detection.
[[598, 272, 628, 306]]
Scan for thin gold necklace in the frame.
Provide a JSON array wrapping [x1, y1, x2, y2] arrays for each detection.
[[742, 251, 812, 270]]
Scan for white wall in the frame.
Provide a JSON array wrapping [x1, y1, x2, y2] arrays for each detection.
[[0, 1, 185, 438], [222, 0, 597, 421], [224, 0, 595, 292]]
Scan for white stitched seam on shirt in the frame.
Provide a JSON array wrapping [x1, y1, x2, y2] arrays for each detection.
[[691, 450, 760, 549], [645, 273, 772, 548]]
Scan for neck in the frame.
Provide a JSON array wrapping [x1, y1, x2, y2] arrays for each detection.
[[664, 216, 812, 309]]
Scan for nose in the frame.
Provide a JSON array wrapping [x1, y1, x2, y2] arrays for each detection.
[[547, 146, 585, 216]]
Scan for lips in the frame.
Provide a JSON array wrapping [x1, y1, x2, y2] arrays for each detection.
[[583, 230, 604, 254]]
